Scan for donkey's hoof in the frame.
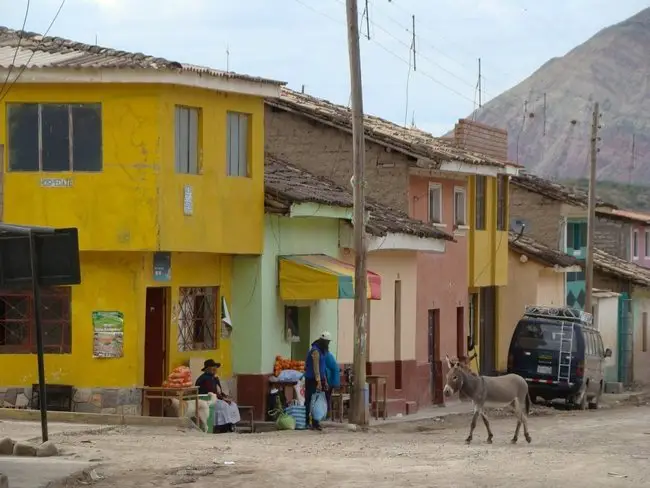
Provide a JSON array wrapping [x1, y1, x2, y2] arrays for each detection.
[[465, 437, 472, 445], [486, 437, 493, 444], [511, 438, 518, 444], [525, 434, 532, 444]]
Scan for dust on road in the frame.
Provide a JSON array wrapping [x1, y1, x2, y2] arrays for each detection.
[[57, 405, 650, 488]]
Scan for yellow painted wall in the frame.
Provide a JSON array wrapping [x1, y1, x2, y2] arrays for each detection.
[[0, 83, 265, 254], [496, 251, 566, 371], [0, 251, 232, 387], [468, 175, 509, 288]]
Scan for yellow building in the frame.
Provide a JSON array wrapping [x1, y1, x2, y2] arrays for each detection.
[[452, 119, 520, 374], [0, 27, 282, 413]]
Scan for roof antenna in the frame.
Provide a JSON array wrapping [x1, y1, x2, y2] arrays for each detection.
[[226, 44, 230, 72], [301, 84, 305, 93], [95, 33, 98, 46]]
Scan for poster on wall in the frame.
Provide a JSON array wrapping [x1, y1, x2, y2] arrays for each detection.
[[92, 311, 125, 358]]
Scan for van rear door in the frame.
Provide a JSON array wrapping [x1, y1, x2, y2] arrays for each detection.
[[509, 319, 576, 380]]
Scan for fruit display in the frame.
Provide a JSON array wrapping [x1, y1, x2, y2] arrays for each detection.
[[273, 355, 305, 376], [162, 365, 193, 388]]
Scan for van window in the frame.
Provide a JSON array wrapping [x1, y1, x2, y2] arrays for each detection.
[[584, 331, 593, 356], [514, 321, 577, 352]]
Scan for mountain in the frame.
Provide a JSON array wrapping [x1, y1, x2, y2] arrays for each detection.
[[467, 8, 650, 184]]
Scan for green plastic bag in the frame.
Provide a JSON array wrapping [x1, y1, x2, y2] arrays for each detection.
[[268, 396, 296, 431]]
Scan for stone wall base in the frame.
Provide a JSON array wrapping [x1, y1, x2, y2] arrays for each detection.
[[0, 387, 142, 416]]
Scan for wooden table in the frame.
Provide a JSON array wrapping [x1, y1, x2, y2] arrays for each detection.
[[366, 374, 388, 420], [329, 385, 350, 423], [141, 386, 199, 419], [268, 380, 298, 404]]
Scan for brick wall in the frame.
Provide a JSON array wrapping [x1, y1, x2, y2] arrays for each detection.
[[265, 106, 410, 213], [453, 119, 508, 161], [509, 185, 564, 249], [595, 217, 630, 260]]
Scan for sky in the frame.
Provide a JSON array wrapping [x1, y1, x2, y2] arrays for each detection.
[[1, 0, 649, 136]]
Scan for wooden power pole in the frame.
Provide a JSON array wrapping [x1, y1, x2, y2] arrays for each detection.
[[345, 0, 369, 426], [585, 102, 599, 315]]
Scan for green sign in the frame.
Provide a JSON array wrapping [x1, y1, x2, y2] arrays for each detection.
[[92, 311, 124, 359]]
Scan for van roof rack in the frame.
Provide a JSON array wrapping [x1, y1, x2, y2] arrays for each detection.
[[524, 305, 593, 326]]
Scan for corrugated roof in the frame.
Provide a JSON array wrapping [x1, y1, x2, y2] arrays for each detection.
[[511, 172, 617, 209], [267, 88, 520, 170], [0, 26, 284, 86], [509, 232, 582, 269], [265, 154, 454, 241]]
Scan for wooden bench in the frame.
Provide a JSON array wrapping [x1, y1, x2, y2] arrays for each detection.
[[237, 405, 255, 433], [330, 385, 350, 423]]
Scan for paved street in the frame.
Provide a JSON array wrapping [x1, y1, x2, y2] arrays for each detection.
[[36, 402, 650, 488]]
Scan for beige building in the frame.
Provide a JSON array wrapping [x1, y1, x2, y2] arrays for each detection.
[[497, 233, 581, 372]]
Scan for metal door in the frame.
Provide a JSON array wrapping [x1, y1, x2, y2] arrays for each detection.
[[617, 294, 633, 385]]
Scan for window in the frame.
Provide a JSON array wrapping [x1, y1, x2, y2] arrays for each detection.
[[0, 288, 71, 354], [514, 321, 577, 353], [454, 187, 466, 226], [226, 111, 250, 177], [633, 229, 639, 259], [7, 103, 102, 172], [496, 175, 508, 231], [428, 182, 443, 224], [643, 312, 648, 353], [177, 287, 218, 351], [645, 230, 650, 258], [175, 106, 200, 174], [474, 175, 486, 230], [566, 222, 587, 252]]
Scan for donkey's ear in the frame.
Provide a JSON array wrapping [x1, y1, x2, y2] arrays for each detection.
[[445, 354, 453, 369]]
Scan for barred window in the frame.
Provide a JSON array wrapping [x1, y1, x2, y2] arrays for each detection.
[[0, 288, 72, 354], [177, 287, 218, 351]]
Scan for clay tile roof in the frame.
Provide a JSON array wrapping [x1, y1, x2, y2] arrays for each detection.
[[603, 208, 650, 225], [0, 26, 284, 86], [267, 88, 518, 169], [511, 172, 617, 209], [508, 232, 582, 269], [593, 248, 650, 288], [265, 154, 454, 241]]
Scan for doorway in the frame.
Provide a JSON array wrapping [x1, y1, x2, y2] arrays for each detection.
[[479, 287, 497, 375], [288, 306, 311, 361], [144, 287, 170, 388], [428, 308, 440, 403]]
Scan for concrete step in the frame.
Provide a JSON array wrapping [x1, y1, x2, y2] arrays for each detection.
[[405, 401, 418, 415], [605, 382, 624, 394]]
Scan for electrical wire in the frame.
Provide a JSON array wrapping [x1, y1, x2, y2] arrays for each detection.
[[0, 0, 31, 101], [0, 0, 68, 103]]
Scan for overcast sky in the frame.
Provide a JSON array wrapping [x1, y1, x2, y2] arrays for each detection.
[[1, 0, 648, 135]]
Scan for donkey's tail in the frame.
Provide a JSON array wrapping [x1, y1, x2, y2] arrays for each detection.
[[525, 392, 531, 416]]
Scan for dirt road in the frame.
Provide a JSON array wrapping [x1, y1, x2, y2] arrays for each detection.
[[57, 405, 649, 488]]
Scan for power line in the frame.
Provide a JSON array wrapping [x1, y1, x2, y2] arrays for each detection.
[[0, 0, 31, 101], [0, 0, 68, 103]]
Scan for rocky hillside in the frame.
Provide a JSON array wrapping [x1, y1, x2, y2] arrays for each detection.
[[468, 8, 650, 183]]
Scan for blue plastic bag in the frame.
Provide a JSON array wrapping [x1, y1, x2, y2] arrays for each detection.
[[285, 404, 307, 430], [310, 391, 328, 422]]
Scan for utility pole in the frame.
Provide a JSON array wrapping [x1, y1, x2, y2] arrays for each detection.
[[345, 0, 369, 427], [585, 102, 599, 315]]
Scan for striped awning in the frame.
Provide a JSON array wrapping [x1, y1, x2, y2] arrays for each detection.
[[278, 254, 381, 301]]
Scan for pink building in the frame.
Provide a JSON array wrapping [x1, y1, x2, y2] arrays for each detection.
[[609, 209, 650, 267]]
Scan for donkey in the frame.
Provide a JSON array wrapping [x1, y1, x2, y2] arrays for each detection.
[[443, 355, 532, 445]]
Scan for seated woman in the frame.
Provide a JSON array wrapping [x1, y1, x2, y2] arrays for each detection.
[[195, 359, 241, 433]]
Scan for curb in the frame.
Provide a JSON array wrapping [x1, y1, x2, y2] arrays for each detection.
[[43, 464, 101, 488], [0, 408, 195, 429]]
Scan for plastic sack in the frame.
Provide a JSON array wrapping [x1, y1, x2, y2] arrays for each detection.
[[277, 369, 304, 383], [310, 391, 328, 422], [285, 404, 307, 430], [276, 412, 296, 431]]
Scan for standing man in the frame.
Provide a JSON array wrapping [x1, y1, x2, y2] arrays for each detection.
[[304, 331, 331, 431]]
